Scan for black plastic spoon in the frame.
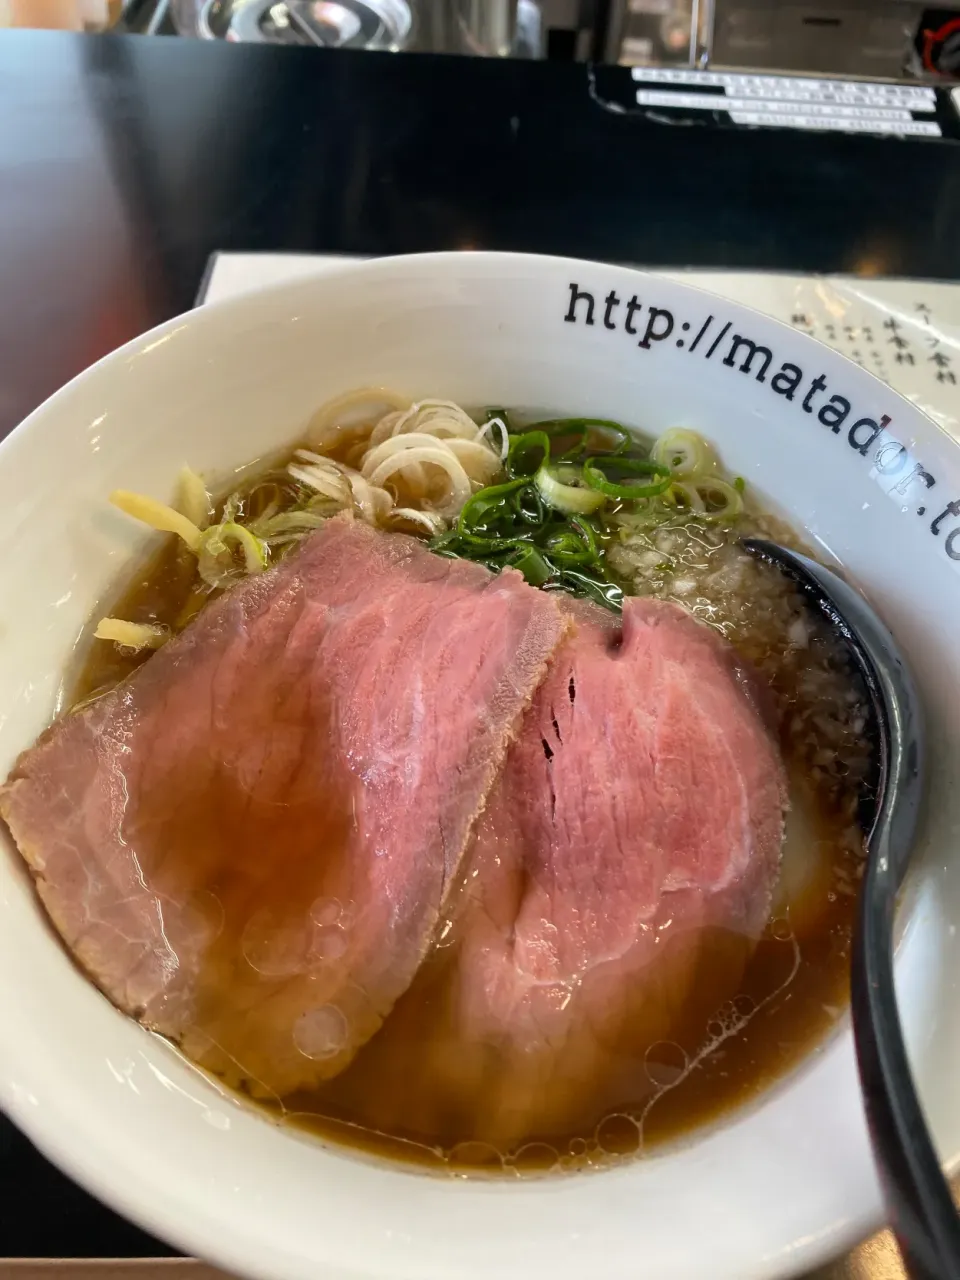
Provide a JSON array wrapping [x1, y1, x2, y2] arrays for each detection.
[[743, 538, 960, 1280]]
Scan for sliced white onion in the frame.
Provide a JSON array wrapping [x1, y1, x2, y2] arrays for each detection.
[[360, 432, 468, 469], [253, 511, 327, 538], [368, 400, 480, 447], [388, 507, 447, 535], [394, 461, 429, 501], [306, 387, 410, 449], [405, 401, 479, 440], [477, 416, 509, 461], [294, 447, 339, 467], [368, 409, 409, 446], [342, 470, 388, 524], [288, 463, 351, 503], [445, 438, 502, 483], [365, 446, 472, 517]]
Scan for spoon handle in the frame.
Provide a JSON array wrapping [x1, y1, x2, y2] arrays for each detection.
[[852, 834, 960, 1280]]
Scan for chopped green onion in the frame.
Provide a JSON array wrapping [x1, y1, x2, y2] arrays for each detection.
[[734, 475, 746, 494], [511, 483, 547, 526], [582, 456, 672, 500], [525, 418, 631, 462], [507, 545, 555, 586], [506, 431, 552, 479], [222, 492, 244, 524], [197, 521, 267, 588], [541, 517, 600, 566], [695, 478, 744, 522], [650, 428, 713, 478], [459, 529, 534, 552], [529, 417, 629, 447], [249, 510, 327, 539], [548, 569, 624, 613], [429, 529, 461, 553], [457, 476, 528, 538], [535, 463, 606, 515], [665, 482, 706, 516]]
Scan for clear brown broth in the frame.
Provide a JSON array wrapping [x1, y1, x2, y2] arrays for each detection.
[[68, 442, 872, 1176]]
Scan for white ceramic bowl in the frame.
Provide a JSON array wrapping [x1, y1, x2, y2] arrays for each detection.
[[1, 252, 958, 1280]]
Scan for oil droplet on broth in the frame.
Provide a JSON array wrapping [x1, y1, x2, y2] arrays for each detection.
[[769, 917, 794, 943], [313, 929, 348, 961], [448, 1141, 505, 1172], [510, 1142, 561, 1174], [293, 1005, 348, 1060], [170, 889, 224, 946], [596, 1113, 641, 1157], [242, 909, 313, 978], [310, 897, 343, 928], [644, 1040, 689, 1088], [733, 994, 756, 1019]]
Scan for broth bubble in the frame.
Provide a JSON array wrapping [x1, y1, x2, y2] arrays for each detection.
[[770, 917, 794, 942], [644, 1040, 689, 1088], [310, 897, 343, 928], [293, 1005, 348, 1060], [242, 909, 312, 978], [449, 1141, 504, 1171], [511, 1143, 561, 1173], [734, 994, 756, 1018], [312, 929, 348, 961], [596, 1113, 641, 1156]]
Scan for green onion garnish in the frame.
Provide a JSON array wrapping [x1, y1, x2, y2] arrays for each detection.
[[582, 456, 672, 500]]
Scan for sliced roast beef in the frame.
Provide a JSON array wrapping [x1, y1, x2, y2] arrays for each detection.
[[0, 515, 566, 1096], [321, 596, 787, 1145]]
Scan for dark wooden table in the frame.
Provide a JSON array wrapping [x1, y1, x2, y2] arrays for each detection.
[[1, 28, 959, 1260]]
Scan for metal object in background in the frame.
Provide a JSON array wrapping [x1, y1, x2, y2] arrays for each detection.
[[413, 0, 518, 55], [183, 0, 542, 52], [604, 0, 960, 78], [411, 0, 545, 55], [711, 0, 922, 79], [187, 0, 411, 44], [603, 0, 707, 67]]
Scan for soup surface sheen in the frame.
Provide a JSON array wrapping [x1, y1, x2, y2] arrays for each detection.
[[68, 404, 871, 1176]]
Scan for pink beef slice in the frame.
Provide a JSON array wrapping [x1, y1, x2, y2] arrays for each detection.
[[323, 595, 787, 1145], [0, 515, 566, 1097]]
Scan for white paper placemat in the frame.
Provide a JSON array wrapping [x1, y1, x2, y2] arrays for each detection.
[[199, 253, 960, 441]]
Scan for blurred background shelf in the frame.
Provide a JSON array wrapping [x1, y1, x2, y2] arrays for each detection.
[[103, 0, 960, 79]]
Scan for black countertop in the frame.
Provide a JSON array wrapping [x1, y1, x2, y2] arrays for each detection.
[[0, 28, 959, 1258]]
